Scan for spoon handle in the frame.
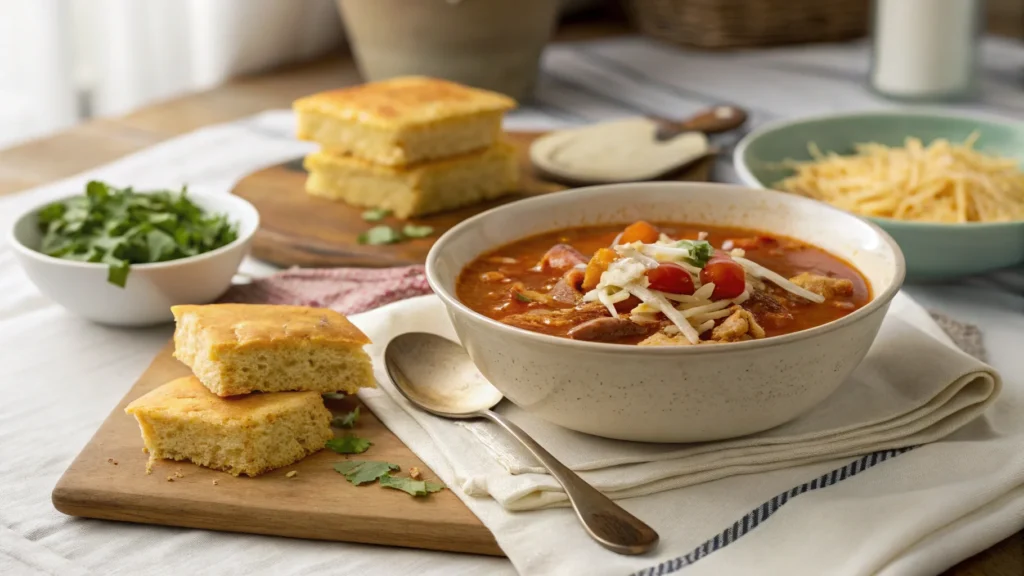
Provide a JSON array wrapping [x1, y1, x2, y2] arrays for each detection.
[[653, 105, 748, 141], [479, 410, 659, 555]]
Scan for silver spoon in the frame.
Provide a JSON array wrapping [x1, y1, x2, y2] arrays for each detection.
[[383, 332, 660, 556]]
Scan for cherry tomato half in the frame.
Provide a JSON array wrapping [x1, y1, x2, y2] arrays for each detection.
[[700, 257, 746, 300], [646, 263, 695, 295]]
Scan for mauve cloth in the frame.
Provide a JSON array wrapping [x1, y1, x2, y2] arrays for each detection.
[[221, 266, 432, 314]]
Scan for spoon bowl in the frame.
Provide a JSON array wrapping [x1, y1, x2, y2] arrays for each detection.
[[384, 332, 503, 418], [383, 332, 660, 556]]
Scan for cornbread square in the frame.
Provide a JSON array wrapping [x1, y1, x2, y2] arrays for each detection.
[[294, 76, 516, 166], [124, 376, 333, 476], [172, 304, 375, 397], [304, 141, 519, 219]]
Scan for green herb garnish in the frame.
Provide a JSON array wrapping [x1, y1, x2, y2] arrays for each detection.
[[332, 460, 445, 497], [332, 407, 360, 428], [325, 435, 372, 454], [333, 461, 399, 485], [361, 208, 391, 222], [357, 223, 434, 245], [35, 181, 238, 288], [322, 392, 346, 400], [514, 292, 533, 303], [402, 224, 434, 238], [357, 225, 403, 246], [675, 239, 714, 267], [379, 474, 445, 497]]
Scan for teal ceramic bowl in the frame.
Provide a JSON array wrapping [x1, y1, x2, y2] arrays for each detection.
[[733, 111, 1024, 281]]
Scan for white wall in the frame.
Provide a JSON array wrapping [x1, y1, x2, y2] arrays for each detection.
[[0, 0, 344, 149], [0, 0, 77, 149]]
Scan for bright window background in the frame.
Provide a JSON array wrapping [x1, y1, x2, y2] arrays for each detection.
[[0, 0, 344, 149]]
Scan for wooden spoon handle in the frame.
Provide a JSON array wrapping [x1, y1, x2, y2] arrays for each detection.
[[680, 105, 748, 134], [654, 105, 748, 141]]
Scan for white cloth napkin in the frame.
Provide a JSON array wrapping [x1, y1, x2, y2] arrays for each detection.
[[350, 293, 1023, 576], [455, 314, 999, 510]]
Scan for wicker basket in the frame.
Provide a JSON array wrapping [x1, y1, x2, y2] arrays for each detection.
[[622, 0, 870, 49]]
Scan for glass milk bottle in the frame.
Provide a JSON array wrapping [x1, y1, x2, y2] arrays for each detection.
[[870, 0, 983, 101]]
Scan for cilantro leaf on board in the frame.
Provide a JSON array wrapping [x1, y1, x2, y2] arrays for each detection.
[[332, 406, 360, 429], [325, 435, 372, 454], [401, 224, 434, 239], [379, 474, 445, 497], [34, 181, 238, 288], [333, 461, 399, 485], [357, 226, 403, 246], [361, 208, 392, 222]]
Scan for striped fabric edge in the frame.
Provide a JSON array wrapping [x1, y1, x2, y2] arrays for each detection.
[[629, 447, 917, 576]]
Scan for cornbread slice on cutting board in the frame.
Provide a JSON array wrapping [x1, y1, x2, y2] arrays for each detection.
[[172, 303, 375, 397], [293, 76, 516, 167], [304, 141, 519, 219], [124, 376, 333, 476]]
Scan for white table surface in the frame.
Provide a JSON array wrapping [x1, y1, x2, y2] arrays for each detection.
[[2, 36, 1023, 576]]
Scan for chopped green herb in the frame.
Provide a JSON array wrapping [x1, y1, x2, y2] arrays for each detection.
[[334, 461, 399, 485], [35, 181, 238, 287], [379, 474, 445, 497], [325, 435, 372, 454], [332, 406, 360, 428], [401, 224, 434, 238], [107, 259, 131, 287], [361, 208, 391, 222], [321, 392, 346, 400], [514, 292, 533, 303], [675, 239, 714, 268], [357, 226, 403, 246]]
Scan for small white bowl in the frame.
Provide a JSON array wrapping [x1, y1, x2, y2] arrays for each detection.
[[426, 182, 905, 443], [8, 192, 259, 327]]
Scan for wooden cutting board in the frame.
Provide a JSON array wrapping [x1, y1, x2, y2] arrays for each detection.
[[52, 341, 504, 555], [232, 131, 713, 269]]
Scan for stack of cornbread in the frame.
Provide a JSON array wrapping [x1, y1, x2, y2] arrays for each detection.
[[125, 304, 375, 477], [293, 76, 520, 219]]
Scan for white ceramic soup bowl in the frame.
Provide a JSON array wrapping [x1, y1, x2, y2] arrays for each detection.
[[426, 182, 905, 443], [9, 192, 259, 327]]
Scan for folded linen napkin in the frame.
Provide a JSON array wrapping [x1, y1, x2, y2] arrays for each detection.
[[347, 294, 999, 509], [224, 268, 1020, 576], [454, 312, 999, 510]]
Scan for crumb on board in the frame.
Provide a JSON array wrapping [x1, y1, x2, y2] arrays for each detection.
[[409, 467, 422, 480], [285, 470, 298, 479], [107, 458, 119, 465], [173, 470, 184, 478], [212, 480, 219, 486], [166, 476, 174, 482]]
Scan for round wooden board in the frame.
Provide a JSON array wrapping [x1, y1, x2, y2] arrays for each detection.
[[232, 131, 713, 268]]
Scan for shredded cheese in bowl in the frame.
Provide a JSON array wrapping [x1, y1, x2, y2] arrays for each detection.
[[775, 134, 1024, 223]]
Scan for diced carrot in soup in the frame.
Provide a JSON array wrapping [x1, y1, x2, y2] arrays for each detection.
[[582, 248, 617, 291], [619, 221, 660, 244]]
